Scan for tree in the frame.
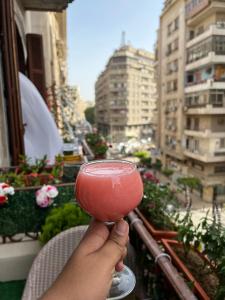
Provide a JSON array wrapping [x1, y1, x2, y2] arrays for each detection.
[[84, 106, 95, 125]]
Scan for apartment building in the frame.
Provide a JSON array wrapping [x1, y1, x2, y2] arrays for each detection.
[[184, 0, 225, 201], [157, 0, 225, 202], [95, 45, 157, 143], [157, 0, 186, 166]]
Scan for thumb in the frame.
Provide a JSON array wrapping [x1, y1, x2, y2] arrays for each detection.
[[100, 220, 129, 269]]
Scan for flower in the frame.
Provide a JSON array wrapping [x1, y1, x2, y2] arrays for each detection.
[[0, 183, 15, 205], [36, 185, 58, 208], [142, 171, 159, 184]]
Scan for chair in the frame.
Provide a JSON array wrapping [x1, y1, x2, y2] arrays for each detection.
[[22, 225, 136, 300], [22, 226, 88, 300]]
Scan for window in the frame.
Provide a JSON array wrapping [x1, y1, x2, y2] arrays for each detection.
[[220, 138, 225, 149], [215, 166, 225, 174]]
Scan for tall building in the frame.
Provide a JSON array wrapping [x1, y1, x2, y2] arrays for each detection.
[[157, 0, 186, 167], [184, 0, 225, 202], [157, 0, 225, 202], [95, 45, 157, 143]]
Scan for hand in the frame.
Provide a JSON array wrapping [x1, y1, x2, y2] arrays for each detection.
[[41, 219, 129, 300]]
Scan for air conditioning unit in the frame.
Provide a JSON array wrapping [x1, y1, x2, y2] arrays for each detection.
[[183, 106, 188, 112]]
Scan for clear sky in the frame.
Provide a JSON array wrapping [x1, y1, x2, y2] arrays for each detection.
[[67, 0, 164, 101]]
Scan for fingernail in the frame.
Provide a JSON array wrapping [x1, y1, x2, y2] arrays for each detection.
[[115, 220, 127, 236]]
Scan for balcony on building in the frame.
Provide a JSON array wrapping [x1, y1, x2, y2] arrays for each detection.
[[21, 0, 73, 12], [186, 36, 225, 71], [184, 136, 225, 162], [187, 22, 225, 49], [184, 89, 225, 114], [185, 115, 225, 138], [186, 0, 225, 26], [185, 64, 225, 93]]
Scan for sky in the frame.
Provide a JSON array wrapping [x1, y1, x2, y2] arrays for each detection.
[[67, 0, 164, 102]]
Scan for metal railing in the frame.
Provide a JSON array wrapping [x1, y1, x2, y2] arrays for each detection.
[[128, 211, 197, 300]]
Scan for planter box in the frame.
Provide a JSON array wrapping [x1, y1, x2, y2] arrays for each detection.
[[161, 239, 212, 300], [0, 183, 74, 238], [0, 240, 41, 281], [135, 208, 177, 241]]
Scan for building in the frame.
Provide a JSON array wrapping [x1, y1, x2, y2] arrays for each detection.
[[59, 85, 92, 141], [157, 0, 225, 202], [95, 45, 157, 143], [157, 0, 186, 169], [0, 0, 72, 166], [184, 0, 225, 202]]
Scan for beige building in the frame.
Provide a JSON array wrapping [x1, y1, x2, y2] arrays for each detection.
[[60, 85, 92, 141], [184, 0, 225, 201], [95, 45, 157, 143], [157, 0, 225, 202], [157, 0, 186, 167]]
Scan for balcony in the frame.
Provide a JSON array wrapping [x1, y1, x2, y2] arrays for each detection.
[[186, 52, 225, 71], [185, 104, 225, 115], [185, 79, 225, 93], [184, 148, 225, 162], [187, 0, 225, 26], [21, 0, 73, 12], [187, 24, 225, 49], [184, 138, 225, 162], [185, 129, 225, 138]]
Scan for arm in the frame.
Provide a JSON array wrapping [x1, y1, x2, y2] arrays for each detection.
[[40, 219, 129, 300]]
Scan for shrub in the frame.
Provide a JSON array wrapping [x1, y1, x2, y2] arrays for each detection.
[[39, 203, 90, 244], [152, 159, 162, 171], [162, 168, 174, 177], [133, 151, 149, 159], [177, 177, 201, 191], [140, 157, 152, 168], [140, 181, 178, 230]]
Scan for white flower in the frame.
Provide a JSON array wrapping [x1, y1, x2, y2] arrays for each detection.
[[3, 187, 15, 195], [45, 186, 58, 198], [0, 183, 15, 195]]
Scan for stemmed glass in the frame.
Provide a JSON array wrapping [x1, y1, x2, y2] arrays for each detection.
[[75, 160, 143, 299]]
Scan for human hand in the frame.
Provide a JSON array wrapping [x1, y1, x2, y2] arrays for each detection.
[[41, 219, 129, 300]]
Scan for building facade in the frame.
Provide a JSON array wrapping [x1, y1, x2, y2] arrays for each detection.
[[95, 45, 157, 143], [157, 0, 186, 169], [184, 0, 225, 201], [157, 0, 225, 202]]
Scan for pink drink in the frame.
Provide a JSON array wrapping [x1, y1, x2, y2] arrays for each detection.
[[75, 160, 143, 221]]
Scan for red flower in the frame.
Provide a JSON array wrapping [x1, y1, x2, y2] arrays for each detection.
[[0, 195, 7, 205], [143, 171, 159, 184], [30, 173, 38, 177]]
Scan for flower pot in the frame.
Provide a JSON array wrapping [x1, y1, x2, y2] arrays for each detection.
[[161, 239, 216, 300], [94, 154, 106, 160], [135, 208, 177, 241]]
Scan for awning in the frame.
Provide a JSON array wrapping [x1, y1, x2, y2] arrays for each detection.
[[21, 0, 74, 12]]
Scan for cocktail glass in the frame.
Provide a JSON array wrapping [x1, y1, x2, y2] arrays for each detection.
[[75, 160, 143, 299]]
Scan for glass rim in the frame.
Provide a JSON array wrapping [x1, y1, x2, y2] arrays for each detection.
[[79, 159, 137, 174]]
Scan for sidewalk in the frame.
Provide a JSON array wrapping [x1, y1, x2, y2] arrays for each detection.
[[155, 170, 225, 226]]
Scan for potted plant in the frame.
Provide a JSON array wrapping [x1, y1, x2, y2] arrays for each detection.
[[137, 175, 178, 240], [85, 132, 108, 159], [162, 212, 224, 300]]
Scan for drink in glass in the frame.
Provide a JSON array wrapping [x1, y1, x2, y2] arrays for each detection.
[[75, 160, 143, 299]]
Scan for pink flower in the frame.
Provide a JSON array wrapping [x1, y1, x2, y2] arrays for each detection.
[[36, 185, 58, 208]]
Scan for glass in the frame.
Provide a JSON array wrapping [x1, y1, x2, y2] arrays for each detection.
[[75, 160, 143, 299]]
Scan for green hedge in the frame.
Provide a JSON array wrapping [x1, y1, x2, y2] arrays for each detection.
[[0, 183, 75, 236]]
